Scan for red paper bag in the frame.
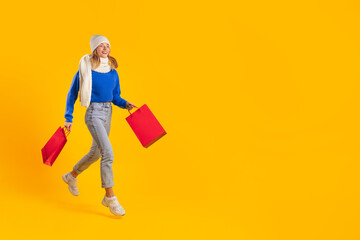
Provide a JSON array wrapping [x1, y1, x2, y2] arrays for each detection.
[[41, 126, 70, 166], [126, 104, 166, 148]]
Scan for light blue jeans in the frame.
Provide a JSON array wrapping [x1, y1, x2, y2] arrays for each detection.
[[73, 102, 115, 188]]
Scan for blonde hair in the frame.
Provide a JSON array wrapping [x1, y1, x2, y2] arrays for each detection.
[[90, 48, 118, 71]]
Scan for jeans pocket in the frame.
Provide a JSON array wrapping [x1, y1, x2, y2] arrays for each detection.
[[93, 104, 103, 111]]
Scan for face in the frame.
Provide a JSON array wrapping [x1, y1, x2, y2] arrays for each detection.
[[96, 42, 110, 58]]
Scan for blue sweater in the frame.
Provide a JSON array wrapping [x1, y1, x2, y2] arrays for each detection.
[[64, 69, 127, 123]]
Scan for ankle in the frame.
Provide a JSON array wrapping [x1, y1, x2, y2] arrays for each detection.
[[70, 171, 78, 178], [105, 187, 115, 198]]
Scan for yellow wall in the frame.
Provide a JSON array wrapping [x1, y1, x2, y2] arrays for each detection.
[[1, 0, 359, 239]]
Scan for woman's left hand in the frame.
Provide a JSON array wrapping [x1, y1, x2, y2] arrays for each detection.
[[126, 101, 136, 110]]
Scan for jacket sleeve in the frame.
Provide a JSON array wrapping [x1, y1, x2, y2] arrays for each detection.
[[112, 71, 128, 109], [64, 70, 80, 123]]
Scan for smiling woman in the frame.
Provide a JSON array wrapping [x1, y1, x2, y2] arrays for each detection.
[[97, 42, 110, 57], [90, 42, 118, 71], [62, 34, 136, 217]]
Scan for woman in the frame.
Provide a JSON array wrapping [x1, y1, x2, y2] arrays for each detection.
[[61, 35, 135, 216]]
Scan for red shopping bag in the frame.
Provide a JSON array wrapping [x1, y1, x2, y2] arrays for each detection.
[[126, 104, 166, 148], [41, 126, 70, 166]]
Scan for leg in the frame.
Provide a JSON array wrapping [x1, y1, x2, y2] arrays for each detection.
[[70, 170, 78, 178], [100, 105, 114, 189], [86, 107, 115, 189], [105, 187, 115, 197], [103, 105, 116, 197], [72, 138, 102, 175], [71, 104, 112, 177]]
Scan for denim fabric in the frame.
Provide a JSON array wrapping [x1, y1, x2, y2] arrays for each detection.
[[73, 102, 115, 188]]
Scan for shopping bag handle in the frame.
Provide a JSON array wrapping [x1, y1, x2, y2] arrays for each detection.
[[127, 105, 139, 116], [62, 126, 71, 137]]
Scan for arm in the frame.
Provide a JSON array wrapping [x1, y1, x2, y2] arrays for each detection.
[[112, 71, 128, 109], [64, 70, 80, 123]]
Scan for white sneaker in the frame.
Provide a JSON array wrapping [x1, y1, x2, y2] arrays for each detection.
[[102, 194, 125, 216], [62, 172, 79, 196]]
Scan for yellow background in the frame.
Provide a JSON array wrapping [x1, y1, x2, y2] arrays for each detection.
[[0, 0, 359, 239]]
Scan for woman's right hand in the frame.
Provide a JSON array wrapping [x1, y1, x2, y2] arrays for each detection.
[[64, 122, 72, 132]]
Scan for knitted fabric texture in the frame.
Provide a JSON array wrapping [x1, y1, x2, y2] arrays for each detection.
[[79, 55, 111, 107]]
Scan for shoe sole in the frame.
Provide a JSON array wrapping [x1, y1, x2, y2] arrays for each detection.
[[102, 198, 125, 216], [62, 175, 79, 196]]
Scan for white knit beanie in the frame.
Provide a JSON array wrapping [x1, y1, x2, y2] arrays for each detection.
[[90, 35, 111, 53]]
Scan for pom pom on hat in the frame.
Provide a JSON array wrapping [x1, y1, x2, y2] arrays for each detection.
[[90, 35, 110, 53]]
